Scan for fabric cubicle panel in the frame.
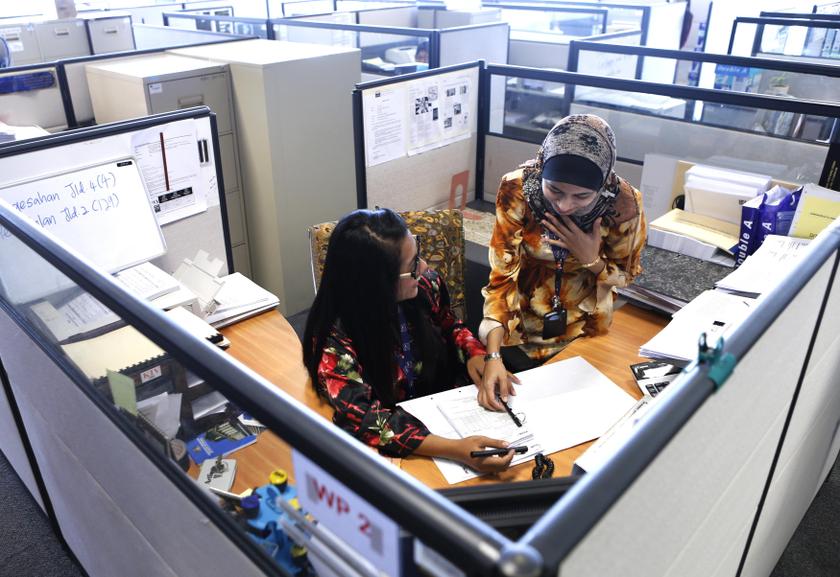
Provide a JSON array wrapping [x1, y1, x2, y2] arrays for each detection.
[[438, 23, 509, 67], [0, 309, 267, 577], [0, 111, 232, 275], [558, 252, 837, 577], [360, 63, 480, 211], [0, 64, 68, 131], [508, 38, 570, 69], [356, 6, 418, 27], [741, 248, 840, 577]]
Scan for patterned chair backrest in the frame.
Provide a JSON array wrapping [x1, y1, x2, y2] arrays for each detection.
[[308, 209, 466, 319]]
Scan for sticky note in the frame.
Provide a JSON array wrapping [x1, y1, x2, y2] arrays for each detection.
[[107, 369, 137, 415]]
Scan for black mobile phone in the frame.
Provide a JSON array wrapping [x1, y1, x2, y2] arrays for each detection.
[[542, 307, 567, 339]]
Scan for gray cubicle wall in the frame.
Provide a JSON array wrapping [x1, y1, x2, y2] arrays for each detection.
[[438, 22, 508, 66], [0, 63, 69, 132], [481, 65, 840, 204], [530, 219, 840, 577], [508, 27, 642, 71], [132, 22, 246, 48], [353, 61, 481, 210]]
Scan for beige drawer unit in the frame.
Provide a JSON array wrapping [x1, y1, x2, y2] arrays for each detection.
[[0, 21, 42, 66], [34, 18, 90, 61], [85, 52, 250, 275], [169, 39, 362, 315], [83, 14, 135, 54]]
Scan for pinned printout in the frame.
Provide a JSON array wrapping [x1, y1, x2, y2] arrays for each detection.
[[363, 85, 407, 167], [132, 119, 207, 225], [408, 75, 473, 156]]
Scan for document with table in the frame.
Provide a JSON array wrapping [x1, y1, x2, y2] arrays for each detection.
[[399, 357, 637, 484]]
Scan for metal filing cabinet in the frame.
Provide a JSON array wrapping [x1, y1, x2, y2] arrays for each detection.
[[0, 19, 42, 66], [34, 18, 91, 61], [85, 52, 250, 276], [169, 39, 361, 315], [83, 14, 135, 54]]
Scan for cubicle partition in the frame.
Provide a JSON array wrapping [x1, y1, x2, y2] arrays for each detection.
[[0, 62, 69, 132], [271, 16, 507, 78], [132, 22, 247, 48], [485, 0, 687, 49], [728, 15, 840, 62], [164, 11, 273, 38], [481, 64, 840, 206], [2, 105, 839, 576], [568, 40, 840, 113], [353, 61, 481, 210]]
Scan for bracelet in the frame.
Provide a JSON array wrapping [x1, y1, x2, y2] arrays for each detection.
[[484, 351, 502, 362], [580, 256, 602, 269]]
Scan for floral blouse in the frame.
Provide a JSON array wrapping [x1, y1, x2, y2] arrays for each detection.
[[314, 271, 486, 457], [481, 168, 646, 362]]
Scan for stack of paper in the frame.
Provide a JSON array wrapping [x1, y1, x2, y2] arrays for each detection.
[[639, 290, 756, 363], [647, 227, 735, 267], [205, 273, 280, 328], [716, 235, 812, 297], [684, 164, 770, 225], [650, 209, 740, 257]]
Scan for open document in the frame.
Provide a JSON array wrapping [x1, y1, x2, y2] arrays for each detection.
[[399, 357, 636, 484]]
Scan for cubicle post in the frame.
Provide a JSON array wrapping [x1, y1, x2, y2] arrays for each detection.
[[639, 6, 650, 46], [476, 60, 488, 202], [352, 88, 367, 208], [752, 21, 765, 57], [430, 30, 441, 69], [54, 63, 77, 127]]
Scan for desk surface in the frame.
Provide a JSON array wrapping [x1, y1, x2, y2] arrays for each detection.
[[210, 303, 668, 491]]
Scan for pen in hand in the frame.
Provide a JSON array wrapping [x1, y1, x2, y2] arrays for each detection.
[[470, 446, 528, 458], [497, 394, 523, 427]]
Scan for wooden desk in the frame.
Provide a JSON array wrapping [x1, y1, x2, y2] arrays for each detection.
[[212, 304, 668, 491]]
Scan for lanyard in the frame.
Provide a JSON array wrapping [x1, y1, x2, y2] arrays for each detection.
[[546, 232, 568, 312], [396, 305, 416, 399]]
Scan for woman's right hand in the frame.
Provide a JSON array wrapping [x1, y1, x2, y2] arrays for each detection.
[[454, 436, 515, 473], [477, 358, 519, 411]]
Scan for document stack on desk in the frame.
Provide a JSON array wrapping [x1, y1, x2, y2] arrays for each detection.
[[648, 209, 739, 266], [399, 357, 637, 484], [716, 235, 811, 297], [205, 273, 280, 328], [639, 290, 756, 363]]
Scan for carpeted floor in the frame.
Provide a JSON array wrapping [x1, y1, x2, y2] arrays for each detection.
[[0, 452, 84, 577]]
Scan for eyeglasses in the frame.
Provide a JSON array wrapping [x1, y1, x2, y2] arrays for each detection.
[[398, 235, 421, 280]]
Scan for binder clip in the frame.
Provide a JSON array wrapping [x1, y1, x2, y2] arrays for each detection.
[[697, 332, 736, 391]]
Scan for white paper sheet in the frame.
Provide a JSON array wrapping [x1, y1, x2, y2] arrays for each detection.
[[363, 85, 407, 167], [132, 119, 206, 225], [400, 357, 636, 484]]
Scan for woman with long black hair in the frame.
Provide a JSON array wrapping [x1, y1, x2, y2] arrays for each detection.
[[303, 208, 514, 473]]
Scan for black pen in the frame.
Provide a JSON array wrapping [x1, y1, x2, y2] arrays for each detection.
[[497, 395, 522, 427], [470, 446, 528, 458]]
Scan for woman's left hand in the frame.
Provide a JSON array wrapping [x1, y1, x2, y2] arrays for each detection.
[[542, 213, 602, 265], [467, 355, 521, 411]]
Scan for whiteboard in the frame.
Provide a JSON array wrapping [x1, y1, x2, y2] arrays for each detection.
[[0, 158, 166, 304]]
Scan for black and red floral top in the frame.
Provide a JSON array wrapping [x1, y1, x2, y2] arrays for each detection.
[[314, 271, 486, 457]]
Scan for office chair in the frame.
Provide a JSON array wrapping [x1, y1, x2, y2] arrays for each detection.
[[308, 209, 467, 319], [0, 36, 10, 68]]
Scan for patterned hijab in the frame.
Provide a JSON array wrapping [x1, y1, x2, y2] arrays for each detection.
[[522, 114, 624, 229]]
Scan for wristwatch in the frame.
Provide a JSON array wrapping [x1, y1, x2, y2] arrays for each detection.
[[484, 351, 502, 362]]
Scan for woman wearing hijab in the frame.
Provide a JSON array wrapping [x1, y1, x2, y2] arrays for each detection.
[[478, 114, 646, 411], [303, 208, 515, 473]]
